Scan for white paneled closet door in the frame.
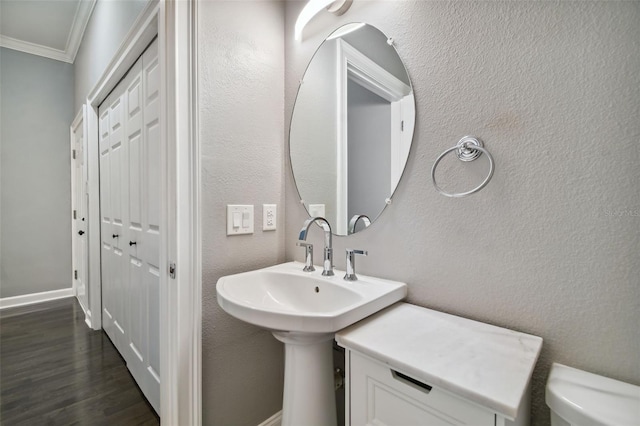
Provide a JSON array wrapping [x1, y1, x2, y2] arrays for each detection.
[[98, 38, 160, 414], [100, 85, 128, 354], [125, 40, 161, 411]]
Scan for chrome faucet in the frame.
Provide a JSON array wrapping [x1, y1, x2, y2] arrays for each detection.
[[299, 217, 334, 276], [344, 249, 368, 281], [296, 242, 315, 272]]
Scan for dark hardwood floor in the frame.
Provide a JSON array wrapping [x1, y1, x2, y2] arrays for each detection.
[[0, 297, 159, 425]]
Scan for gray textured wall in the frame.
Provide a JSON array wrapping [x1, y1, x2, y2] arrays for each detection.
[[73, 0, 147, 111], [0, 48, 74, 298], [284, 1, 639, 425], [198, 2, 286, 425]]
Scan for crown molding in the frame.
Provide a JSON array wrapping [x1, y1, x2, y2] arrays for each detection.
[[67, 0, 96, 63], [0, 0, 95, 63], [0, 34, 71, 62]]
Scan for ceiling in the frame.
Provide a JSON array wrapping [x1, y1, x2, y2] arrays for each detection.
[[0, 0, 96, 63]]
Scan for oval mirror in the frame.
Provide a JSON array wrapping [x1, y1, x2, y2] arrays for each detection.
[[290, 23, 415, 236]]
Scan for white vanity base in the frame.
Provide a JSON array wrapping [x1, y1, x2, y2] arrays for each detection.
[[336, 303, 542, 425], [273, 331, 337, 426]]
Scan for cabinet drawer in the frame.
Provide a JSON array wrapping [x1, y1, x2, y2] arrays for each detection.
[[348, 351, 495, 426]]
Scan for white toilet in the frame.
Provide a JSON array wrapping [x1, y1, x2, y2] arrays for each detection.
[[546, 362, 640, 426]]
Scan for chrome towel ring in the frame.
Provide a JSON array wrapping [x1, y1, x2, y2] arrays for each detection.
[[431, 136, 495, 198]]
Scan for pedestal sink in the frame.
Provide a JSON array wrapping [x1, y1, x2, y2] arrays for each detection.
[[216, 261, 407, 426]]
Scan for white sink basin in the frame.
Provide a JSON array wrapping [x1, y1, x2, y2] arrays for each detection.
[[216, 261, 407, 426], [216, 261, 407, 333]]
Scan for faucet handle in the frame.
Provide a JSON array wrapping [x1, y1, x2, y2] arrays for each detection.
[[344, 249, 368, 281], [297, 242, 315, 272], [346, 249, 367, 256]]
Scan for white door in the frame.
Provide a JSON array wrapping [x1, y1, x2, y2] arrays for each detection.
[[124, 39, 161, 412], [98, 38, 160, 414], [99, 85, 129, 354], [71, 110, 89, 316]]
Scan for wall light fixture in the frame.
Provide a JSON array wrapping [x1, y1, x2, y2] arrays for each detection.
[[294, 0, 353, 41]]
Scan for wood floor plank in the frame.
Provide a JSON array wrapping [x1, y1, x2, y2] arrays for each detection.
[[0, 297, 159, 425]]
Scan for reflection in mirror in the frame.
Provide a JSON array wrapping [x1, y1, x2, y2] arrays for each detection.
[[349, 214, 371, 234], [290, 23, 415, 236]]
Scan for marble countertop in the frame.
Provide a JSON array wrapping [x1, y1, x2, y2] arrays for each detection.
[[336, 302, 543, 420]]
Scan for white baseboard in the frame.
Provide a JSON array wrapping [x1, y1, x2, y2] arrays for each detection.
[[258, 411, 282, 426], [0, 288, 74, 310], [76, 297, 93, 329]]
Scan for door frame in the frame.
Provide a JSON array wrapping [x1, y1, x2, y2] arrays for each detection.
[[84, 0, 201, 423], [335, 39, 412, 234]]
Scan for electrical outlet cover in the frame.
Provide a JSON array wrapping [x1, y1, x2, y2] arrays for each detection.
[[263, 204, 276, 231]]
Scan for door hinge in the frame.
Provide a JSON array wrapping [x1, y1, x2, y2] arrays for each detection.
[[73, 210, 77, 219], [401, 120, 404, 131], [72, 149, 76, 159], [169, 263, 176, 279], [74, 270, 78, 280]]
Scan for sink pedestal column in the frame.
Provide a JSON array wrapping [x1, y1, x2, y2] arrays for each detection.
[[273, 331, 337, 426]]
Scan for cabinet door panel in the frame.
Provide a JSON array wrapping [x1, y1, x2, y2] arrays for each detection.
[[349, 351, 494, 426]]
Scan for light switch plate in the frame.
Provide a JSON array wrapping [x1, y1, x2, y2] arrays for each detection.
[[308, 204, 325, 218], [227, 205, 254, 235], [263, 204, 276, 231]]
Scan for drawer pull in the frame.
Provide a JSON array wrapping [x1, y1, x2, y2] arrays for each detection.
[[391, 370, 432, 394]]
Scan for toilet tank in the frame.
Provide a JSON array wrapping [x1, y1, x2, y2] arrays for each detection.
[[546, 363, 640, 426]]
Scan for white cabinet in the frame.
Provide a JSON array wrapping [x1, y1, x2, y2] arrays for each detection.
[[336, 303, 543, 426], [347, 351, 495, 426]]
